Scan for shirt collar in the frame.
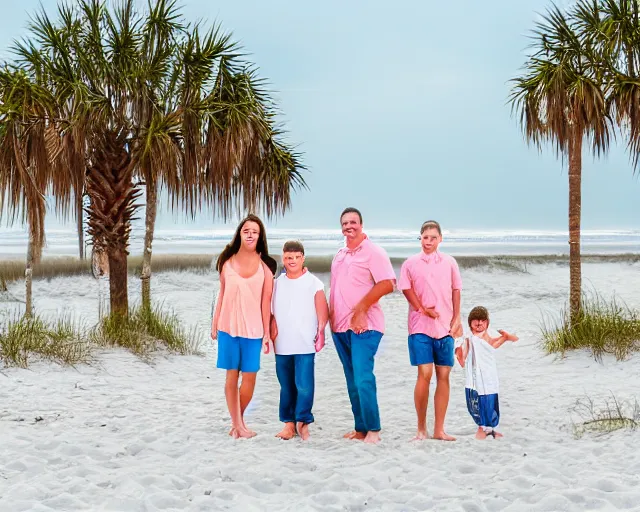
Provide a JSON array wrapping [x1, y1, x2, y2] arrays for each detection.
[[420, 250, 442, 264], [343, 233, 369, 254]]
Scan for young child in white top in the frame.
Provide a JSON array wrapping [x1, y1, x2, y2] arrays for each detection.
[[270, 240, 329, 441], [455, 306, 518, 440]]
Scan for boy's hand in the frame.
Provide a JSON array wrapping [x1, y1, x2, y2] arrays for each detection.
[[315, 330, 325, 353], [455, 346, 465, 367], [270, 317, 278, 341], [498, 330, 519, 342], [420, 306, 439, 319], [262, 335, 271, 354]]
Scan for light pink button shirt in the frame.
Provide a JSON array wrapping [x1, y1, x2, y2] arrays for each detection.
[[398, 251, 462, 339], [330, 235, 396, 334]]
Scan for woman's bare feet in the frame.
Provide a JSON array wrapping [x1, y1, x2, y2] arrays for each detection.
[[343, 430, 366, 440], [432, 431, 456, 441], [232, 427, 257, 439], [363, 431, 381, 444], [412, 430, 429, 441], [475, 427, 487, 440], [297, 422, 310, 441], [493, 431, 503, 438], [275, 422, 296, 440]]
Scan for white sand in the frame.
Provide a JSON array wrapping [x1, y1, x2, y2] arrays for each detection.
[[2, 262, 640, 511]]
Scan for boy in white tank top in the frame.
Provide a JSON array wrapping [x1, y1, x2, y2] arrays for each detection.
[[270, 241, 329, 440], [455, 306, 518, 439]]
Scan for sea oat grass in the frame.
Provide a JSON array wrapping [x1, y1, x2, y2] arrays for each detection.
[[541, 292, 640, 361], [91, 305, 203, 358], [0, 315, 91, 368], [572, 395, 640, 439]]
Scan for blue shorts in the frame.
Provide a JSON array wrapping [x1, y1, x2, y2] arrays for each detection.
[[408, 334, 454, 367], [216, 331, 262, 373]]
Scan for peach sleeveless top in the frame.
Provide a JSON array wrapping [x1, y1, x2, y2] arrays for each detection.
[[217, 260, 265, 339]]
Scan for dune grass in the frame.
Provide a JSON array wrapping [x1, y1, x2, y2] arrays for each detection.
[[0, 254, 214, 283], [541, 292, 640, 362], [90, 304, 203, 358], [572, 395, 640, 439], [0, 314, 91, 368]]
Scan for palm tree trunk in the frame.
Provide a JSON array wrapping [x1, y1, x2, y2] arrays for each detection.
[[25, 235, 34, 318], [141, 181, 157, 311], [76, 192, 84, 260], [568, 129, 582, 324], [85, 131, 139, 318]]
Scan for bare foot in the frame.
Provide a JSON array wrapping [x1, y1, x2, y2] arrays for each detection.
[[229, 427, 236, 437], [493, 431, 503, 438], [297, 422, 310, 441], [475, 428, 487, 440], [275, 422, 296, 440], [363, 431, 381, 444], [412, 430, 429, 441], [343, 430, 366, 440], [432, 431, 456, 441], [233, 428, 256, 439]]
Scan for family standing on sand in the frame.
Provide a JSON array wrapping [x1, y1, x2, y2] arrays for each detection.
[[210, 208, 519, 443]]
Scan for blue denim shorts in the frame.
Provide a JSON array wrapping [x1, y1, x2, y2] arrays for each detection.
[[216, 331, 262, 373], [408, 333, 454, 367]]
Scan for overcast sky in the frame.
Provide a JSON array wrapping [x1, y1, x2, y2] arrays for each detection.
[[1, 0, 638, 232]]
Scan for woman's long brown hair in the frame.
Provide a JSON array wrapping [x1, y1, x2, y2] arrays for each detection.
[[215, 214, 278, 275]]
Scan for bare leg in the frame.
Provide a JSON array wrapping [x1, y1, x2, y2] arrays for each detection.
[[297, 422, 310, 441], [276, 422, 296, 440], [225, 371, 255, 438], [343, 431, 366, 440], [239, 372, 257, 435], [432, 365, 455, 441], [413, 364, 433, 440], [363, 431, 381, 444]]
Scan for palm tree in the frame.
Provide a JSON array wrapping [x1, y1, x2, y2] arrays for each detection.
[[509, 3, 611, 323], [5, 0, 305, 316], [0, 68, 56, 317]]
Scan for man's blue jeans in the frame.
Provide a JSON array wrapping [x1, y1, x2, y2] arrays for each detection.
[[275, 353, 315, 424], [332, 330, 383, 432]]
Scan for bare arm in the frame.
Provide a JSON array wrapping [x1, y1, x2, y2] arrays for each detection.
[[402, 288, 422, 311], [211, 271, 226, 339], [315, 290, 329, 333], [455, 338, 469, 367], [261, 264, 274, 339], [354, 280, 394, 313], [489, 330, 518, 349], [450, 288, 462, 337]]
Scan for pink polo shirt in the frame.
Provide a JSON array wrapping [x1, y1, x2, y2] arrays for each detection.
[[330, 235, 396, 334], [398, 251, 462, 339]]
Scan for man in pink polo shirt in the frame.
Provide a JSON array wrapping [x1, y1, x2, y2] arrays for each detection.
[[330, 207, 396, 445], [398, 220, 462, 442]]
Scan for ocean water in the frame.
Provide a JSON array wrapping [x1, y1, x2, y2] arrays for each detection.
[[1, 226, 639, 259]]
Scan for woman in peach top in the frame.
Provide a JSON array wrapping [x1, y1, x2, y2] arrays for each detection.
[[211, 215, 277, 439]]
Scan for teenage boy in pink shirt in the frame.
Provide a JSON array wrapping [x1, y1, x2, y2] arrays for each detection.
[[398, 220, 462, 442], [329, 207, 396, 445]]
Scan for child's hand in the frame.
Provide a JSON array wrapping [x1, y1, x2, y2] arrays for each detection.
[[270, 317, 278, 341], [455, 347, 465, 367], [262, 335, 271, 354], [315, 330, 325, 353], [498, 330, 519, 342], [420, 306, 439, 319]]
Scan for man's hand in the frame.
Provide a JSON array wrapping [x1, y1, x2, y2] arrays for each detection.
[[450, 317, 463, 338], [315, 329, 325, 352], [350, 306, 368, 335], [262, 335, 271, 354], [211, 327, 217, 342], [498, 329, 519, 342]]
